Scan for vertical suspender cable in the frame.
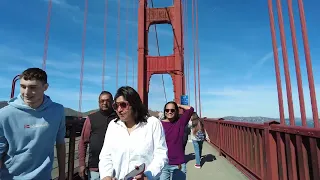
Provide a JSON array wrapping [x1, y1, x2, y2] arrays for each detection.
[[79, 0, 88, 116], [150, 0, 167, 103], [102, 0, 109, 90], [184, 0, 190, 105], [297, 0, 319, 127], [42, 0, 52, 70], [125, 0, 129, 85], [182, 0, 186, 97], [195, 0, 201, 117], [267, 0, 285, 124], [116, 0, 121, 89], [191, 0, 198, 112], [182, 0, 185, 93], [132, 0, 136, 88]]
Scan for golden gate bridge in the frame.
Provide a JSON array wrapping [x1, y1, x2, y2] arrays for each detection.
[[8, 0, 320, 179]]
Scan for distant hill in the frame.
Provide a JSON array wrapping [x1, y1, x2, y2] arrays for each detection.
[[3, 101, 316, 126], [0, 101, 161, 117], [0, 101, 8, 109], [222, 116, 318, 127]]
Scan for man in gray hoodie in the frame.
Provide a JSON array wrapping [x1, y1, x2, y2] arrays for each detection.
[[0, 68, 66, 180]]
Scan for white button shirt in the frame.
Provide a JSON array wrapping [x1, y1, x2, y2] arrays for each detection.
[[99, 116, 168, 180]]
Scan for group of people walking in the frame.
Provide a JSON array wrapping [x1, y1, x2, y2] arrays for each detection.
[[0, 67, 210, 180]]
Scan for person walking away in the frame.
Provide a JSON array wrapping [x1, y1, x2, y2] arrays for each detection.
[[190, 118, 210, 168], [0, 67, 66, 180], [78, 91, 118, 180], [160, 102, 194, 180], [99, 86, 168, 180]]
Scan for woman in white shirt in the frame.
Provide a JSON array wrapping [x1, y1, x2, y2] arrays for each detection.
[[99, 86, 168, 180]]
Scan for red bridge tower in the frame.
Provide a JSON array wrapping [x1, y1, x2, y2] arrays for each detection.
[[137, 0, 185, 108]]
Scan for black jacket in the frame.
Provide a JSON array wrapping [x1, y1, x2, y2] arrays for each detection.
[[87, 110, 118, 168]]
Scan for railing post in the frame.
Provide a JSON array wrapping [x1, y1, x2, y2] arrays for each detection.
[[67, 123, 76, 180], [263, 120, 280, 180], [218, 118, 224, 156]]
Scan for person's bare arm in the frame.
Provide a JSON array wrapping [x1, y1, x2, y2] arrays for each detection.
[[177, 104, 191, 110], [56, 143, 66, 180]]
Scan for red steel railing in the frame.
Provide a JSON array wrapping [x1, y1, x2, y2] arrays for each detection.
[[204, 118, 320, 180]]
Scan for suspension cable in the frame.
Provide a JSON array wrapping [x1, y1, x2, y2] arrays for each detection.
[[195, 0, 201, 117], [150, 0, 167, 103], [183, 0, 190, 104], [79, 0, 88, 116], [182, 0, 186, 95], [42, 0, 52, 70], [116, 0, 121, 89], [191, 0, 198, 112], [102, 0, 109, 90], [132, 0, 136, 88], [125, 0, 129, 85]]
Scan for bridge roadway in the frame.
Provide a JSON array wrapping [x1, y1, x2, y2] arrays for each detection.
[[52, 137, 248, 179]]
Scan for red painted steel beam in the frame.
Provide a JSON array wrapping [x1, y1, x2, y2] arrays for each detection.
[[146, 55, 176, 72], [137, 0, 185, 108]]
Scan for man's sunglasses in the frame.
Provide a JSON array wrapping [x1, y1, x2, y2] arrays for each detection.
[[112, 101, 129, 111], [165, 109, 175, 113]]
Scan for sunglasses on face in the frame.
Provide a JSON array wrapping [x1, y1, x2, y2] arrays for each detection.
[[112, 101, 129, 111], [165, 109, 175, 113], [99, 99, 110, 103]]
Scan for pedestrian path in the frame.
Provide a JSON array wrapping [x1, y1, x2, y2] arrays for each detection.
[[185, 139, 248, 179], [52, 137, 248, 179]]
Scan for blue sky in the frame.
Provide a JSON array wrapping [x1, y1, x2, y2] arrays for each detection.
[[0, 0, 319, 119]]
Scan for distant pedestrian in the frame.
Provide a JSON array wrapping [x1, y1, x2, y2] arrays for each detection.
[[158, 112, 164, 120], [189, 116, 210, 168]]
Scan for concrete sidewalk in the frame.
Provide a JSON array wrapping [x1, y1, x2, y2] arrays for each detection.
[[185, 140, 248, 180]]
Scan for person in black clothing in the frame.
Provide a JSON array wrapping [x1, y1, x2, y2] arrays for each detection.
[[183, 124, 191, 152], [78, 91, 118, 180]]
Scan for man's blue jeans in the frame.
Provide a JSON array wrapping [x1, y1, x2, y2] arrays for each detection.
[[192, 140, 204, 165], [160, 163, 186, 180]]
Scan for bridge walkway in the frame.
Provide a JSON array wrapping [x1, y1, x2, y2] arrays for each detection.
[[52, 137, 247, 179], [185, 137, 247, 179]]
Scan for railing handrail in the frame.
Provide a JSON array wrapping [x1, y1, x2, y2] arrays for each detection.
[[203, 118, 320, 180]]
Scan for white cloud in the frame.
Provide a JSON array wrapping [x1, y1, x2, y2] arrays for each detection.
[[0, 44, 132, 72], [244, 47, 282, 80], [201, 83, 320, 119], [47, 0, 80, 11]]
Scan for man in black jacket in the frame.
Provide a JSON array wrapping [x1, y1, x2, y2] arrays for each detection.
[[78, 91, 118, 180]]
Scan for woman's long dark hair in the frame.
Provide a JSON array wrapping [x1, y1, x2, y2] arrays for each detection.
[[114, 86, 149, 124], [163, 101, 179, 122], [192, 118, 204, 135]]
